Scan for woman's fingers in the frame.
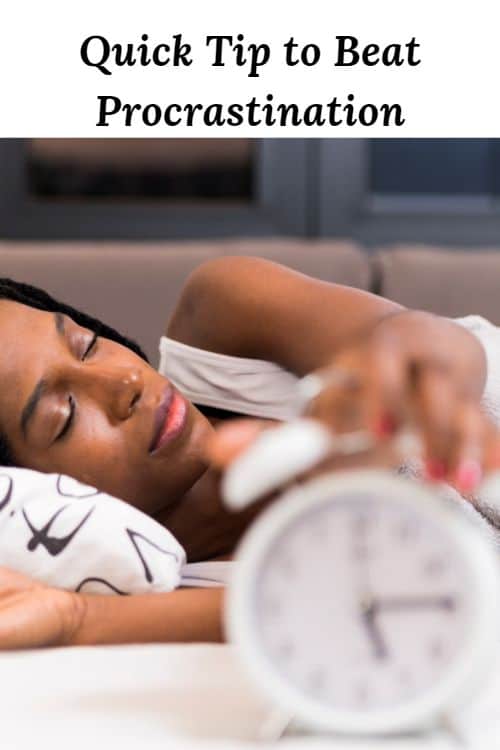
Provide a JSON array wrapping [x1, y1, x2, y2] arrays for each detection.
[[309, 342, 500, 493], [450, 402, 485, 493], [411, 363, 492, 492], [414, 364, 458, 479], [364, 331, 408, 436], [208, 344, 500, 500], [310, 333, 407, 436], [0, 568, 77, 649], [221, 420, 334, 510], [205, 419, 274, 469]]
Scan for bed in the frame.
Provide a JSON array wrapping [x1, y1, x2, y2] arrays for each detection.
[[1, 643, 499, 750]]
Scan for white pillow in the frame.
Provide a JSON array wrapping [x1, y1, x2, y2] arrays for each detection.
[[0, 467, 186, 595]]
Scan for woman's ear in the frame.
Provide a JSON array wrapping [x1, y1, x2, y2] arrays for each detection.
[[205, 419, 274, 469]]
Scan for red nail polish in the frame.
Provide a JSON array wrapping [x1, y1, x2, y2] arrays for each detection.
[[425, 459, 447, 481], [455, 460, 482, 492], [373, 415, 397, 438]]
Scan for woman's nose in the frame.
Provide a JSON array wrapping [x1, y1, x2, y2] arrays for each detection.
[[109, 366, 144, 421], [68, 362, 145, 422]]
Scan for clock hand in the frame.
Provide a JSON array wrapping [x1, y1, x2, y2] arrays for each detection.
[[350, 512, 390, 660], [372, 595, 456, 614], [359, 596, 389, 661], [357, 594, 455, 661]]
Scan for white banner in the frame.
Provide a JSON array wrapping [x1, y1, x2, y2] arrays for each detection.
[[1, 0, 497, 136]]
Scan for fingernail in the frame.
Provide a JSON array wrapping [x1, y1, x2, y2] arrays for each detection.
[[425, 459, 447, 481], [455, 460, 482, 492], [373, 414, 397, 438]]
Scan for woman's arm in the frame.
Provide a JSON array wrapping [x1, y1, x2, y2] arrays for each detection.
[[167, 256, 485, 389], [72, 587, 224, 645], [0, 567, 224, 649], [169, 256, 492, 490]]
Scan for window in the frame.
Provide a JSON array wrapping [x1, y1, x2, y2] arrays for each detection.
[[317, 139, 500, 246], [28, 139, 254, 200], [0, 139, 312, 240], [2, 138, 498, 245]]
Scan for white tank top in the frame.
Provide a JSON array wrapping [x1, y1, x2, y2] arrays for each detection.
[[159, 315, 500, 426], [160, 315, 500, 585], [158, 335, 300, 420]]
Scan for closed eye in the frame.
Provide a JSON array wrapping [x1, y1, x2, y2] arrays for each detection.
[[56, 395, 76, 442], [82, 332, 98, 360], [55, 332, 97, 443]]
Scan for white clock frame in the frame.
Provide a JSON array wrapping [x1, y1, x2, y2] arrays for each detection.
[[226, 470, 500, 735]]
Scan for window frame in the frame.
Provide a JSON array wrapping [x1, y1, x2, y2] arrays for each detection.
[[316, 139, 500, 247], [0, 139, 313, 240], [3, 138, 500, 245]]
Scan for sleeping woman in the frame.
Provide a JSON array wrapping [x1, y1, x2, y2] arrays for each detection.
[[0, 255, 498, 649]]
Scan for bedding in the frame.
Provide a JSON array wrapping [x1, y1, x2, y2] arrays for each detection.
[[0, 467, 186, 594], [0, 643, 499, 749]]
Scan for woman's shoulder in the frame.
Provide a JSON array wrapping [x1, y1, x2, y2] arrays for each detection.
[[165, 255, 307, 357]]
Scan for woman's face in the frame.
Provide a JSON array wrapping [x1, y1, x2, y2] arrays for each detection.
[[0, 300, 214, 515]]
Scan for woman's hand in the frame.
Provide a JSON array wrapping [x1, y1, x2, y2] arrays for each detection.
[[0, 568, 82, 649], [0, 567, 227, 649], [210, 313, 500, 498], [304, 315, 500, 494]]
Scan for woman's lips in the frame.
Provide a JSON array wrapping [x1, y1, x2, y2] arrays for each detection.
[[149, 388, 188, 454]]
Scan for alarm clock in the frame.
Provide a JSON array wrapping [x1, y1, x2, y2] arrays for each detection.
[[224, 425, 500, 737]]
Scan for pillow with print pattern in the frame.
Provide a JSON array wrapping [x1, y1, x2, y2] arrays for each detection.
[[0, 467, 185, 595]]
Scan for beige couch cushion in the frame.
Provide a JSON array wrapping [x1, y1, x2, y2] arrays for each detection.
[[375, 246, 500, 324], [0, 240, 369, 364]]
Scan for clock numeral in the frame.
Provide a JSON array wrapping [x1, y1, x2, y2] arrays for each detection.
[[352, 544, 371, 562], [428, 638, 445, 663], [395, 520, 418, 541], [442, 596, 457, 613], [352, 514, 372, 536], [423, 557, 446, 577], [353, 683, 372, 708]]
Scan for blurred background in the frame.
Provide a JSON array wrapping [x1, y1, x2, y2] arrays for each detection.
[[1, 138, 500, 364], [3, 138, 500, 244]]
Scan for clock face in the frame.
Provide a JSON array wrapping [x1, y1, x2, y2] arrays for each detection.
[[251, 488, 474, 715]]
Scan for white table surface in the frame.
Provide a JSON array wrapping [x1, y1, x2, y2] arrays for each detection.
[[0, 643, 499, 750]]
